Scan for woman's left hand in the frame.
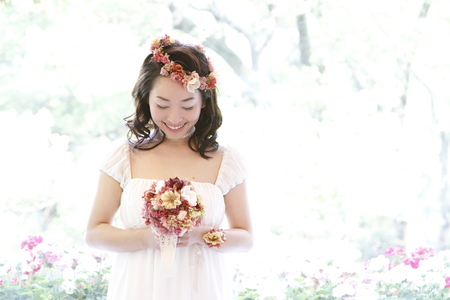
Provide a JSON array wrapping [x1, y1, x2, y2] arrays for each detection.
[[177, 225, 211, 247]]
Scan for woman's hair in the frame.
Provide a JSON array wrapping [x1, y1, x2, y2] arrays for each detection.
[[125, 41, 222, 159]]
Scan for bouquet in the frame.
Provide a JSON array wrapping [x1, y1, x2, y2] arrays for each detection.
[[142, 177, 204, 275]]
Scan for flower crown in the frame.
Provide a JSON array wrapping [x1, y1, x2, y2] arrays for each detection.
[[150, 35, 217, 93]]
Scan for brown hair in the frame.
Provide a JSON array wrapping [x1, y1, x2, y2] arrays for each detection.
[[125, 42, 222, 158]]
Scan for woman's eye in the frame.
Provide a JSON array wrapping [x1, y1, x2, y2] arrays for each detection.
[[184, 106, 194, 111], [157, 105, 168, 110]]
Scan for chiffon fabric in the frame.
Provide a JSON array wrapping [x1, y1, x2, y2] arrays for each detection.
[[100, 140, 247, 300]]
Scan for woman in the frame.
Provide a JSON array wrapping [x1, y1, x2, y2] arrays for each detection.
[[85, 35, 253, 299]]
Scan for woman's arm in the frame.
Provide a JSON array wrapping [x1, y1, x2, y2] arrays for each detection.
[[179, 180, 253, 253], [85, 171, 158, 253], [219, 180, 253, 252]]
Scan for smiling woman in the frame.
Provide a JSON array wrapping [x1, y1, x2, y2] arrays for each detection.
[[125, 35, 222, 159], [85, 35, 253, 300]]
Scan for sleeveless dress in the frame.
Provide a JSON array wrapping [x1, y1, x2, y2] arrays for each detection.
[[100, 140, 248, 300]]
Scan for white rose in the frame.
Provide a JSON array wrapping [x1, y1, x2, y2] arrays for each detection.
[[186, 72, 200, 93], [155, 180, 165, 194], [181, 185, 197, 206]]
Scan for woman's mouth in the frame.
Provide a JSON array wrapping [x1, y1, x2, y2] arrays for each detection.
[[164, 122, 186, 131]]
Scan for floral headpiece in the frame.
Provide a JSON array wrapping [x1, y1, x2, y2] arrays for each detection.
[[150, 34, 217, 93]]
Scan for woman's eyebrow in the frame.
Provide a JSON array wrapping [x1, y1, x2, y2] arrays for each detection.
[[157, 96, 195, 102]]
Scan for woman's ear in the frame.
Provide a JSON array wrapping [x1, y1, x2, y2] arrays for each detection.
[[201, 92, 209, 108]]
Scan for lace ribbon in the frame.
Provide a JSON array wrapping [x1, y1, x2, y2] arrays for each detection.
[[159, 234, 178, 277]]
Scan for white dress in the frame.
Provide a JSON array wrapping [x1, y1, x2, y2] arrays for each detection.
[[100, 140, 247, 300]]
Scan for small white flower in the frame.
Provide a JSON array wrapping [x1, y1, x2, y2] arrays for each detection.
[[366, 255, 390, 272], [155, 180, 165, 194], [181, 185, 197, 206], [424, 272, 446, 288], [333, 283, 356, 297], [355, 286, 379, 300], [177, 210, 187, 220], [61, 280, 75, 294]]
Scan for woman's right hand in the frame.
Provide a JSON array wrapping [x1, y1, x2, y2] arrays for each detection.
[[86, 172, 163, 253], [145, 227, 161, 250]]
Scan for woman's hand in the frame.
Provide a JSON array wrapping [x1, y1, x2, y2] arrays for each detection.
[[176, 225, 211, 248], [87, 172, 163, 253], [175, 180, 253, 253], [144, 227, 162, 250]]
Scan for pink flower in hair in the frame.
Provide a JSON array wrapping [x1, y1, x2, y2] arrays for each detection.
[[194, 44, 205, 52], [150, 34, 217, 92], [160, 64, 171, 76], [206, 73, 217, 89], [171, 62, 184, 73], [153, 49, 170, 64], [170, 72, 185, 86], [207, 58, 215, 71], [160, 34, 177, 47], [199, 77, 207, 90]]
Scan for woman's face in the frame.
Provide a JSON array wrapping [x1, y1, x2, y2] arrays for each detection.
[[149, 76, 203, 140]]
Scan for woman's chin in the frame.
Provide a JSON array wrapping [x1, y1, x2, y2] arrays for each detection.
[[164, 125, 195, 141]]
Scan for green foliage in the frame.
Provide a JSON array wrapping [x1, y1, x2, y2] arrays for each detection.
[[239, 288, 260, 300], [285, 277, 335, 300]]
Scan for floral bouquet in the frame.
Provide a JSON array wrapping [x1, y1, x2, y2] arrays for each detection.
[[142, 177, 204, 276]]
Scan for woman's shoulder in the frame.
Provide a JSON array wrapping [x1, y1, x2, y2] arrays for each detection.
[[214, 144, 226, 156], [99, 139, 132, 186], [221, 144, 245, 160], [215, 144, 248, 194]]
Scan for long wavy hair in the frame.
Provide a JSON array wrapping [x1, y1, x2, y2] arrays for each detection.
[[125, 41, 222, 159]]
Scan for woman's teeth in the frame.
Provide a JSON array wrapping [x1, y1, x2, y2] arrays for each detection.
[[167, 124, 184, 130]]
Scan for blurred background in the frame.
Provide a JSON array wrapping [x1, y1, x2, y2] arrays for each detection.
[[1, 0, 449, 272]]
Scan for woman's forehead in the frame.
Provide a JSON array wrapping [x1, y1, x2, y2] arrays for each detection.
[[151, 77, 201, 102]]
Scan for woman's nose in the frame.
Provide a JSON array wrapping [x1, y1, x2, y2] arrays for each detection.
[[167, 109, 183, 124]]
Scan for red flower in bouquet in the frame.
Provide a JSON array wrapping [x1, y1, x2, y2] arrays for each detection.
[[142, 177, 205, 236]]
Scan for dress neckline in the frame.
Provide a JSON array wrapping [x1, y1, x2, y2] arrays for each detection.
[[125, 144, 228, 186]]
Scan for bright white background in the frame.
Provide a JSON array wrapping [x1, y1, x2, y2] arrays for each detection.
[[1, 0, 449, 280]]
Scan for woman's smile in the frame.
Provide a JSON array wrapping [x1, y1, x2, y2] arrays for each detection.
[[164, 122, 187, 131]]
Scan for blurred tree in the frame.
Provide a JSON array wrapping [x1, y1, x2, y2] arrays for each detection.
[[1, 0, 450, 258], [166, 0, 279, 105], [0, 0, 156, 154], [297, 13, 311, 67], [299, 0, 450, 253]]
